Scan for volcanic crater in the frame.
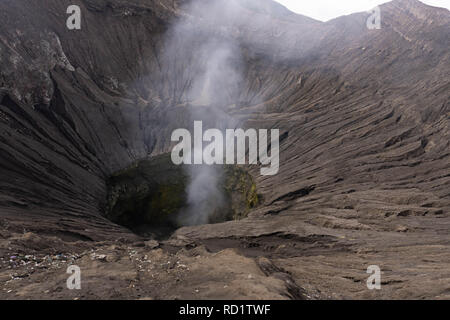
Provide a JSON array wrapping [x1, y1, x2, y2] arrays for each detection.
[[0, 0, 449, 300]]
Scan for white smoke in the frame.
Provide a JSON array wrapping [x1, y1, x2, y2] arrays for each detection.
[[162, 0, 246, 225]]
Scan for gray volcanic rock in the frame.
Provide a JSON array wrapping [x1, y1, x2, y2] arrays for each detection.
[[0, 0, 449, 299]]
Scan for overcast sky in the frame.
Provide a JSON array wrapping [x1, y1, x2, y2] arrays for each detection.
[[274, 0, 450, 21]]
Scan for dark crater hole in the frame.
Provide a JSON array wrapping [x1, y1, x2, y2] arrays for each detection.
[[103, 153, 260, 240]]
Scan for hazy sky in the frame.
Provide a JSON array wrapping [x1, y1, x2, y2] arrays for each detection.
[[274, 0, 450, 21]]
